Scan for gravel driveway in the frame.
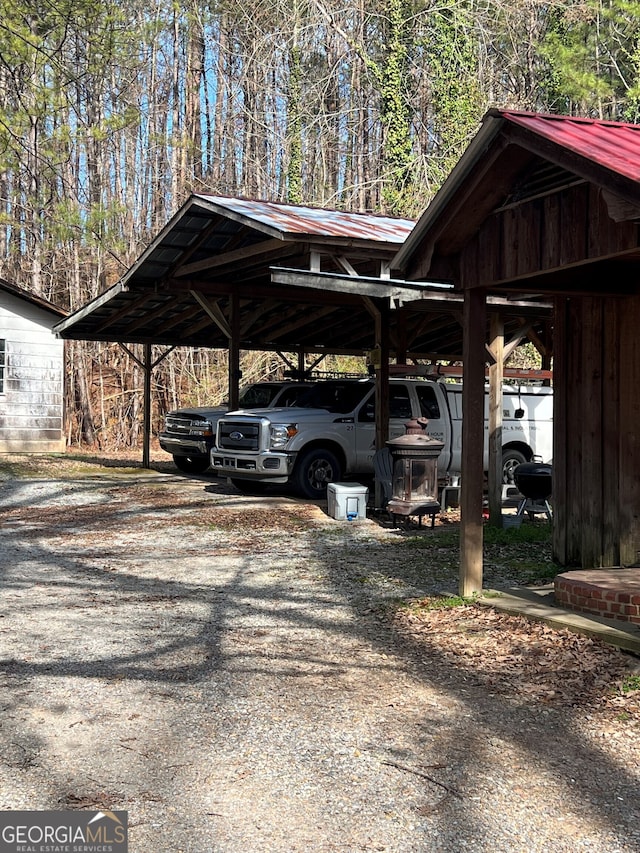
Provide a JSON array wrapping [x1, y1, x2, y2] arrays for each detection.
[[0, 461, 639, 852]]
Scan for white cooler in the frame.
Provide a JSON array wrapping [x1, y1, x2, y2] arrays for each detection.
[[327, 482, 368, 521]]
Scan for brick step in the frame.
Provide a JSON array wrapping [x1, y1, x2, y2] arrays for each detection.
[[554, 569, 640, 625]]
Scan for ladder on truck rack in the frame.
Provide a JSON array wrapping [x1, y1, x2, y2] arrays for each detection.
[[389, 364, 553, 382]]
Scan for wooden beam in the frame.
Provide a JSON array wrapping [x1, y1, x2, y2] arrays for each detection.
[[143, 343, 152, 469], [460, 288, 487, 596], [176, 238, 286, 276], [228, 292, 240, 410], [271, 267, 435, 301], [190, 291, 233, 339], [374, 299, 390, 508]]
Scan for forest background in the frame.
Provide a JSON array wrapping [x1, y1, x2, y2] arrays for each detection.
[[1, 0, 638, 448]]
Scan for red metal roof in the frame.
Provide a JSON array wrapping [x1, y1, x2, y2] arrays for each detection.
[[498, 110, 640, 183], [194, 194, 415, 243]]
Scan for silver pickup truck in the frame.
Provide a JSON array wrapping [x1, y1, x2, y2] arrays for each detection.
[[211, 378, 554, 497], [159, 381, 313, 473]]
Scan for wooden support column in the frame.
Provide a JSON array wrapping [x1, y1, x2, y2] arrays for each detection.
[[142, 343, 152, 469], [373, 300, 390, 454], [460, 288, 487, 597], [488, 314, 504, 525], [228, 292, 241, 410], [362, 296, 390, 508], [119, 342, 176, 469]]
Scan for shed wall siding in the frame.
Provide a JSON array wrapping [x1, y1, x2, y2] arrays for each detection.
[[0, 291, 65, 453], [553, 294, 640, 568]]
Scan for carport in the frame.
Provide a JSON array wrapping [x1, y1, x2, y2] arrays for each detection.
[[54, 193, 552, 482], [393, 109, 640, 593]]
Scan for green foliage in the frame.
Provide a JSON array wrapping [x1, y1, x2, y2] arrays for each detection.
[[404, 593, 474, 611], [378, 0, 415, 213], [287, 41, 303, 204], [422, 2, 483, 190], [506, 342, 542, 370], [401, 522, 555, 586], [621, 674, 640, 693], [541, 0, 640, 119], [482, 523, 552, 546]]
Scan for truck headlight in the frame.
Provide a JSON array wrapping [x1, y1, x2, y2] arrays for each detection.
[[186, 419, 212, 436], [270, 423, 298, 448]]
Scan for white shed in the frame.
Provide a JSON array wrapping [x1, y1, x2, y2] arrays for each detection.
[[0, 279, 67, 453]]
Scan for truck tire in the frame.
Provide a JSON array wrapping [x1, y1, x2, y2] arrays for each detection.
[[173, 454, 210, 474], [502, 449, 528, 484], [292, 448, 341, 499]]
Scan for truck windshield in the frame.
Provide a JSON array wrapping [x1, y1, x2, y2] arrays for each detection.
[[237, 384, 281, 408], [292, 381, 372, 414]]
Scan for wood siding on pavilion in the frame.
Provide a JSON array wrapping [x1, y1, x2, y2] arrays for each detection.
[[459, 184, 640, 288], [418, 178, 640, 573]]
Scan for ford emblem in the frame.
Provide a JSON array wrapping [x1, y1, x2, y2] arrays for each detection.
[[229, 431, 244, 440]]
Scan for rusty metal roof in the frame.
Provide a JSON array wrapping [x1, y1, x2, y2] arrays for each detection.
[[54, 191, 550, 357], [193, 194, 415, 242]]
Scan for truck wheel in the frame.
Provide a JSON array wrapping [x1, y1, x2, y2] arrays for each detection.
[[173, 454, 210, 474], [293, 448, 341, 499], [502, 449, 528, 485]]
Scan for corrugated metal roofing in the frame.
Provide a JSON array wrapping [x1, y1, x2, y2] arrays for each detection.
[[194, 194, 415, 242], [498, 110, 640, 183]]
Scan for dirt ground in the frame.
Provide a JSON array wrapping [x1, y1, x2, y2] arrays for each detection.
[[0, 450, 639, 852]]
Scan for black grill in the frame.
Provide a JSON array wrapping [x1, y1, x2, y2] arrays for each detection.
[[514, 462, 552, 500], [218, 420, 260, 451]]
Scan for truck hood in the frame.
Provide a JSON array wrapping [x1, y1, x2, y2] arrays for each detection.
[[168, 405, 227, 418], [224, 406, 353, 421]]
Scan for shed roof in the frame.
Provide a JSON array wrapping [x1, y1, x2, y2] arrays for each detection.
[[0, 278, 67, 319], [502, 111, 640, 181], [192, 194, 416, 241]]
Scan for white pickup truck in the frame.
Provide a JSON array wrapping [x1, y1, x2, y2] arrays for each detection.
[[158, 381, 313, 473], [210, 377, 553, 498]]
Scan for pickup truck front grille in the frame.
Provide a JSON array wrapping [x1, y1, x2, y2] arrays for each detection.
[[165, 414, 211, 435], [218, 420, 261, 451]]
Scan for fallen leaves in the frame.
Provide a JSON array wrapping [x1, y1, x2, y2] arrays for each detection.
[[392, 600, 640, 721]]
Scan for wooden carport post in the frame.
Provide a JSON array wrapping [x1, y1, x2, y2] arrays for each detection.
[[228, 292, 241, 410], [142, 343, 152, 469], [119, 342, 176, 469], [460, 288, 487, 596], [362, 296, 390, 508], [488, 314, 504, 525]]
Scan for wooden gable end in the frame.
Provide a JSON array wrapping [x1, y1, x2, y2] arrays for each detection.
[[460, 181, 640, 292]]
